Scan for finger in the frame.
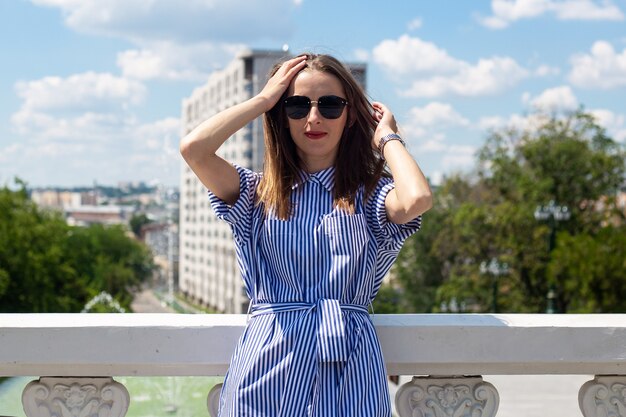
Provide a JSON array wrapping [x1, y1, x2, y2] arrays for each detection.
[[276, 56, 305, 75], [286, 55, 307, 69], [373, 103, 387, 113], [290, 59, 307, 72], [283, 60, 307, 81]]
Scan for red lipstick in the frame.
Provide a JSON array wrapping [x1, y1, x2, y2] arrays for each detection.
[[305, 131, 327, 140]]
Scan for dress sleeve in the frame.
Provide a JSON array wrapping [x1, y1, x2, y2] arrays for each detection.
[[366, 176, 422, 246], [207, 164, 260, 242]]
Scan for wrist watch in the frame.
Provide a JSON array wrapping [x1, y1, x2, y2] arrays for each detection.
[[378, 133, 405, 158]]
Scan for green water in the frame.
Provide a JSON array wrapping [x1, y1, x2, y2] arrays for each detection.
[[0, 376, 223, 417]]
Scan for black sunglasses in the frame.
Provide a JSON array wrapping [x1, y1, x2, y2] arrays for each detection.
[[283, 95, 349, 120]]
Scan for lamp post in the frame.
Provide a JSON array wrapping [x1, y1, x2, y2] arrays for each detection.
[[534, 200, 571, 313], [479, 258, 509, 313]]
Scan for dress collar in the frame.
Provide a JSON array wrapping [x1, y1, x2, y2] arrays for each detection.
[[292, 166, 335, 193]]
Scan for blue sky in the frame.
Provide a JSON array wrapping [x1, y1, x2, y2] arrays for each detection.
[[1, 0, 625, 187]]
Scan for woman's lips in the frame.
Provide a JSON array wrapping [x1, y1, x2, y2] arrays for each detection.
[[304, 131, 327, 140]]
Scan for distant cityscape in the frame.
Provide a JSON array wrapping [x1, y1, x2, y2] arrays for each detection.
[[29, 180, 180, 299], [29, 181, 179, 225]]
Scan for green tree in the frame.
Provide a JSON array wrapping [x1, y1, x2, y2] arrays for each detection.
[[396, 110, 625, 313], [0, 179, 155, 312], [474, 110, 625, 312], [129, 213, 153, 238], [65, 224, 155, 309], [392, 201, 447, 313], [549, 227, 626, 312], [372, 284, 404, 313], [0, 181, 79, 312]]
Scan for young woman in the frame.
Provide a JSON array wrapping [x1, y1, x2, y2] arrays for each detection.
[[180, 53, 432, 417]]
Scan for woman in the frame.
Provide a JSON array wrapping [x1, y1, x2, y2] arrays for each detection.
[[180, 53, 432, 417]]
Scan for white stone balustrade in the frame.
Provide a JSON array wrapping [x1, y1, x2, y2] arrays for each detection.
[[22, 377, 129, 417], [1, 313, 626, 417]]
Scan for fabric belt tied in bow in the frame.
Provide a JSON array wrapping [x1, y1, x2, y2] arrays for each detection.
[[251, 299, 369, 362]]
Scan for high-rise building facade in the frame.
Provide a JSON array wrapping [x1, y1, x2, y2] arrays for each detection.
[[179, 49, 366, 313]]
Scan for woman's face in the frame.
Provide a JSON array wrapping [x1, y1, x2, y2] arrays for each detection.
[[286, 69, 348, 173]]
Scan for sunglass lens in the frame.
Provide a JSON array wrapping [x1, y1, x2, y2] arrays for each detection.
[[284, 96, 310, 119], [318, 96, 345, 119]]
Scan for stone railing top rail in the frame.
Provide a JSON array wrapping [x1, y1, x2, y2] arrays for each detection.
[[1, 313, 625, 377]]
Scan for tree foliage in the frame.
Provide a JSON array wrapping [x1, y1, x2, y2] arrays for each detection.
[[394, 110, 625, 313], [129, 213, 153, 238], [0, 181, 155, 312]]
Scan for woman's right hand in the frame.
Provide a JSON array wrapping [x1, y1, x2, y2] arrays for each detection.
[[258, 55, 308, 111]]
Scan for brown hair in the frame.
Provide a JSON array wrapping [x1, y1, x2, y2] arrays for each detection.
[[257, 53, 385, 219]]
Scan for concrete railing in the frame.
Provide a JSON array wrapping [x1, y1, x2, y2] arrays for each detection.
[[2, 313, 626, 417]]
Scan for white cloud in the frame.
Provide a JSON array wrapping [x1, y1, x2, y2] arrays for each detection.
[[8, 70, 182, 185], [14, 72, 146, 113], [117, 41, 245, 81], [478, 113, 550, 133], [429, 170, 444, 186], [554, 0, 624, 20], [401, 102, 476, 170], [407, 17, 423, 31], [352, 48, 370, 62], [441, 150, 476, 170], [373, 35, 463, 77], [478, 0, 624, 29], [402, 103, 469, 151], [404, 57, 529, 98], [534, 65, 561, 77], [0, 143, 24, 164], [418, 134, 448, 152], [30, 1, 291, 82], [529, 85, 579, 112], [478, 0, 550, 29], [6, 112, 182, 185], [31, 0, 297, 43], [373, 35, 529, 98], [479, 115, 508, 131], [568, 41, 626, 89], [407, 102, 470, 128], [590, 108, 626, 142], [134, 117, 181, 151], [479, 106, 626, 145], [11, 110, 136, 141]]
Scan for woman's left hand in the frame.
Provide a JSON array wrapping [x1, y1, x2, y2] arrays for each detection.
[[372, 101, 398, 149]]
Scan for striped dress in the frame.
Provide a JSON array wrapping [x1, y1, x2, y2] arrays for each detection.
[[208, 164, 421, 417]]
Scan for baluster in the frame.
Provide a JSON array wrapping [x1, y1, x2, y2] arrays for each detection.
[[395, 376, 499, 417], [22, 377, 129, 417], [579, 375, 626, 417], [207, 383, 223, 417]]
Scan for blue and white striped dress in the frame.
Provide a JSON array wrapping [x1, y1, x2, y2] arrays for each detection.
[[208, 164, 421, 417]]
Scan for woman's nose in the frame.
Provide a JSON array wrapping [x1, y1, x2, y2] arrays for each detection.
[[307, 103, 322, 123]]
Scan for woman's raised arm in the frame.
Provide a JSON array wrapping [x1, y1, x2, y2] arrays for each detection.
[[372, 101, 433, 224], [179, 55, 307, 205]]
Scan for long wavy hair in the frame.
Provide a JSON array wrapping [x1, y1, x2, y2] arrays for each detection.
[[257, 53, 385, 219]]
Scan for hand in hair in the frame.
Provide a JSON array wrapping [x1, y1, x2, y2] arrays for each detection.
[[258, 55, 308, 112], [179, 56, 306, 206], [372, 102, 399, 148]]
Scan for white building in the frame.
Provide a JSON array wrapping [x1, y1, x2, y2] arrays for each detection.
[[179, 49, 366, 313]]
